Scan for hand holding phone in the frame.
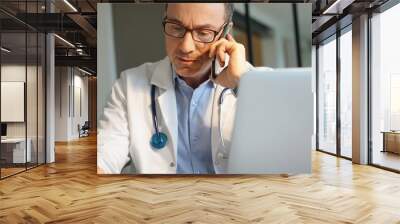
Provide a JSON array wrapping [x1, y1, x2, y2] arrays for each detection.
[[210, 24, 230, 80], [208, 31, 248, 89]]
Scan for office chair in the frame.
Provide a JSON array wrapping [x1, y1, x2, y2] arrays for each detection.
[[79, 121, 90, 138]]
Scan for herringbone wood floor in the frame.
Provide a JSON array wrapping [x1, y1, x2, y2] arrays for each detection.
[[1, 135, 400, 224]]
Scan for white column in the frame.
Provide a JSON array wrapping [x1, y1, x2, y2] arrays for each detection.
[[352, 14, 369, 164], [46, 32, 55, 163], [312, 45, 317, 150]]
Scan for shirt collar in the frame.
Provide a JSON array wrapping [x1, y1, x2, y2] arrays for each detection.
[[172, 67, 215, 90]]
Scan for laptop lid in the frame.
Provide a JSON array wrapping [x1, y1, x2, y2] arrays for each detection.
[[227, 68, 313, 174]]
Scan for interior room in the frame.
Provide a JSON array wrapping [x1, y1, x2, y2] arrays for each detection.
[[0, 0, 400, 223], [0, 20, 46, 178]]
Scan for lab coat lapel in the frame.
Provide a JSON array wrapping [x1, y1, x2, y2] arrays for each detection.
[[150, 57, 178, 163]]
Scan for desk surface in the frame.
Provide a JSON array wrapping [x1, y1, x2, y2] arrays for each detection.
[[1, 138, 27, 143], [381, 131, 400, 134]]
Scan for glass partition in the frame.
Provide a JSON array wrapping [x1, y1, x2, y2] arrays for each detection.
[[0, 1, 46, 179], [1, 30, 28, 177]]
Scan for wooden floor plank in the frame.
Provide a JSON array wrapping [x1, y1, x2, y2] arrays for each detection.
[[0, 135, 400, 223]]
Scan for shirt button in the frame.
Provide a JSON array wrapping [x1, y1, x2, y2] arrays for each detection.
[[170, 162, 175, 167]]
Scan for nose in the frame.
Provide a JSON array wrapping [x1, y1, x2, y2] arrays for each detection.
[[179, 31, 196, 54]]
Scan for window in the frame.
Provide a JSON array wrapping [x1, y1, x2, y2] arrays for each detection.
[[339, 28, 352, 158], [317, 36, 337, 154], [371, 2, 400, 171]]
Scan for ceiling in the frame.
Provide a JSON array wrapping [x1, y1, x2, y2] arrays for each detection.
[[0, 0, 394, 73]]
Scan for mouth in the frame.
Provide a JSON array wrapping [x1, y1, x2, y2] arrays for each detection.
[[176, 56, 197, 64]]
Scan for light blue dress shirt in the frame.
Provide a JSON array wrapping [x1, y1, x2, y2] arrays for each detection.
[[173, 71, 216, 174]]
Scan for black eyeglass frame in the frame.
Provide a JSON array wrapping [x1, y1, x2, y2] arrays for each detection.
[[162, 18, 229, 43]]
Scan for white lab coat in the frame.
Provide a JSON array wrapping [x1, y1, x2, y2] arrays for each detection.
[[98, 56, 241, 174]]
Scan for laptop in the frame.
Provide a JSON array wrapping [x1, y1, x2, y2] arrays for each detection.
[[227, 68, 313, 174]]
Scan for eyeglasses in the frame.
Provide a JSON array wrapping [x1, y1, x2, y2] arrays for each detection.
[[162, 19, 227, 43]]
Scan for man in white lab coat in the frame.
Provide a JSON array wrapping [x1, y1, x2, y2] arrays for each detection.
[[97, 3, 252, 174]]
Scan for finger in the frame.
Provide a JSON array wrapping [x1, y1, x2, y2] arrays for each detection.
[[209, 39, 224, 58], [217, 45, 226, 66], [209, 39, 227, 58], [226, 33, 235, 42], [227, 34, 238, 44], [211, 40, 235, 60]]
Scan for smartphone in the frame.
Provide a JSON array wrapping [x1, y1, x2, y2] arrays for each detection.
[[211, 25, 230, 80]]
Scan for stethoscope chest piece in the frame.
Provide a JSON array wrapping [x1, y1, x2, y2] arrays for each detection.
[[150, 132, 168, 150], [150, 84, 168, 150]]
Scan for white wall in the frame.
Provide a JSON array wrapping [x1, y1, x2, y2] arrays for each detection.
[[97, 4, 118, 124], [72, 73, 89, 138], [55, 67, 89, 141], [97, 3, 165, 121], [1, 65, 35, 138], [55, 66, 69, 141], [1, 63, 46, 164]]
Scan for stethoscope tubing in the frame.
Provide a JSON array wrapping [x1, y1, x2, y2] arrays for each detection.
[[151, 85, 159, 136], [150, 84, 230, 150]]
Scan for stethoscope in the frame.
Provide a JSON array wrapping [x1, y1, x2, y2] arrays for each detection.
[[150, 84, 230, 150]]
